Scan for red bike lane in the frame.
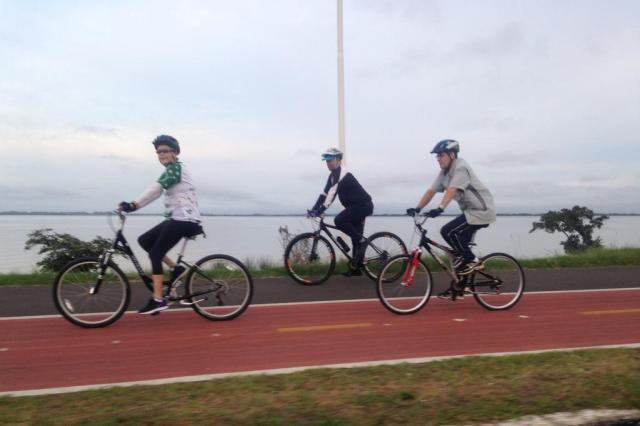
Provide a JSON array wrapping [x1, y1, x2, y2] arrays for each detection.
[[1, 289, 639, 394]]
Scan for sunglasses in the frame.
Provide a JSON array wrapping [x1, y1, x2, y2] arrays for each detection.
[[156, 149, 175, 154]]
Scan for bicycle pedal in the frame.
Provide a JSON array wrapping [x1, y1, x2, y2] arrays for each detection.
[[179, 300, 196, 306]]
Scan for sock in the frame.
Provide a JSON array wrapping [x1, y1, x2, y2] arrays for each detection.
[[154, 297, 164, 303]]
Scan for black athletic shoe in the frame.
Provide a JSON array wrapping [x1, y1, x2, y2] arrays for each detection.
[[437, 288, 454, 299], [170, 265, 186, 283], [138, 298, 168, 315], [341, 267, 363, 277]]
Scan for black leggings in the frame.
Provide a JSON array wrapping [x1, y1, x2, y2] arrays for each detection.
[[334, 201, 374, 248], [440, 215, 488, 262], [138, 220, 201, 274]]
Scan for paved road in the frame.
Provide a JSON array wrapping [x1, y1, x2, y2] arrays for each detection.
[[1, 288, 639, 394], [1, 266, 639, 317], [1, 266, 638, 395]]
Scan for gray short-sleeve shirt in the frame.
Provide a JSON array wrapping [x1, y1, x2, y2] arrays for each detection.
[[430, 158, 496, 225]]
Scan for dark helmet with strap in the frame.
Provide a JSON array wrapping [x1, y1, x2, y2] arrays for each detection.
[[152, 135, 180, 154], [430, 139, 460, 155]]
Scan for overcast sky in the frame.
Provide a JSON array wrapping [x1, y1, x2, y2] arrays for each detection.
[[1, 0, 639, 214]]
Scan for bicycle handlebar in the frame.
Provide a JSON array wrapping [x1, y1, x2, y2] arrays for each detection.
[[306, 210, 326, 219], [108, 210, 127, 234], [406, 212, 430, 227]]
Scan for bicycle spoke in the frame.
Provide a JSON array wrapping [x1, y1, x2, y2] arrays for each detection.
[[363, 232, 407, 282], [284, 234, 335, 285], [187, 255, 253, 320], [53, 258, 129, 328], [377, 255, 432, 314], [471, 253, 525, 310]]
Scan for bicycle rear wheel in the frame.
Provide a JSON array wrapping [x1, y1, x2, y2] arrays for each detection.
[[377, 254, 433, 314], [186, 254, 253, 320], [284, 233, 336, 285], [363, 232, 408, 282], [53, 256, 130, 328], [470, 253, 525, 311]]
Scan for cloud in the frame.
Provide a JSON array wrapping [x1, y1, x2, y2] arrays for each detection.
[[0, 1, 639, 214]]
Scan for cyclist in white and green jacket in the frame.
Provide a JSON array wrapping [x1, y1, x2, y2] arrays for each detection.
[[118, 135, 202, 315]]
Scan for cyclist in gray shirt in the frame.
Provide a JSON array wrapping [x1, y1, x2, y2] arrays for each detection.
[[406, 139, 495, 275]]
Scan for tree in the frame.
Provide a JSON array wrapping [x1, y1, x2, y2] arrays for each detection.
[[25, 228, 111, 271], [529, 205, 609, 253]]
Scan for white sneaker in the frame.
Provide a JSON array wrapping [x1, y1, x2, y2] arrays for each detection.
[[457, 259, 484, 276]]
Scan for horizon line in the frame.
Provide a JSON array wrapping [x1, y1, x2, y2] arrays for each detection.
[[1, 211, 637, 217]]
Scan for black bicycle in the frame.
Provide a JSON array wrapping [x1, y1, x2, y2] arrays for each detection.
[[284, 214, 407, 285], [52, 212, 253, 328], [376, 213, 525, 314]]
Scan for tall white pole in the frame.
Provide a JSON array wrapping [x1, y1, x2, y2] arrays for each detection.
[[337, 0, 346, 163]]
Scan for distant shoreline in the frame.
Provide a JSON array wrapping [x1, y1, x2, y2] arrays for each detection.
[[1, 211, 638, 217]]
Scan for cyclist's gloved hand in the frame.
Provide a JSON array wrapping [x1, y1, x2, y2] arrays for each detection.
[[406, 207, 421, 217], [425, 207, 444, 218], [119, 201, 137, 213], [307, 206, 326, 218]]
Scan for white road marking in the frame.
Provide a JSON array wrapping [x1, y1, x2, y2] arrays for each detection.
[[1, 287, 639, 322]]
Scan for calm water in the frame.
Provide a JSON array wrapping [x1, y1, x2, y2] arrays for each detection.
[[1, 215, 639, 273]]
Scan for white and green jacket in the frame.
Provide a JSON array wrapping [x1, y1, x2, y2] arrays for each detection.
[[134, 161, 201, 222]]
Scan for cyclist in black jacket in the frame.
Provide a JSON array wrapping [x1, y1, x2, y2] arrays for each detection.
[[309, 147, 374, 276]]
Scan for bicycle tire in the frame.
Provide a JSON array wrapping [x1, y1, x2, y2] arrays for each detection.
[[186, 254, 253, 320], [284, 233, 336, 285], [52, 256, 130, 328], [362, 231, 408, 282], [377, 254, 433, 315], [470, 252, 525, 311]]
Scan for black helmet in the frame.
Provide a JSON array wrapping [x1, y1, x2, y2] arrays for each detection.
[[152, 135, 180, 154], [430, 139, 459, 155]]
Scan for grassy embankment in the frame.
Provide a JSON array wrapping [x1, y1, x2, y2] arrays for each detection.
[[1, 247, 639, 287], [1, 348, 638, 425]]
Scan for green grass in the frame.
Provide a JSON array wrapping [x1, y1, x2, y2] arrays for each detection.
[[2, 247, 639, 287], [1, 348, 638, 425], [519, 246, 640, 269]]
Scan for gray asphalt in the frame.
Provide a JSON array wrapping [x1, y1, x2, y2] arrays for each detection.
[[1, 266, 639, 317]]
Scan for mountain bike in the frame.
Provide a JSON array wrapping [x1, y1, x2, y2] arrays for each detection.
[[376, 213, 525, 314], [52, 212, 253, 328], [284, 213, 407, 285]]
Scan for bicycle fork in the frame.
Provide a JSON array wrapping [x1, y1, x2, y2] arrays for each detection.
[[91, 250, 115, 295], [401, 248, 422, 287]]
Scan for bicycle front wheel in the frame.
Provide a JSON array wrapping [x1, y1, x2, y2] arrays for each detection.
[[284, 233, 336, 285], [470, 253, 525, 311], [377, 254, 433, 315], [186, 254, 253, 320], [363, 232, 408, 282], [53, 256, 130, 328]]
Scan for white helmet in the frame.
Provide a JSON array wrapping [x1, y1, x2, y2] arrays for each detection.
[[321, 147, 343, 161]]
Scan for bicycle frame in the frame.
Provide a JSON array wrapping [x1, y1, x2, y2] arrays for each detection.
[[93, 212, 215, 303], [309, 215, 389, 262], [403, 214, 506, 296], [411, 215, 461, 282]]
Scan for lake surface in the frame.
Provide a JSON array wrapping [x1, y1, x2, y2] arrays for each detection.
[[1, 215, 639, 273]]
